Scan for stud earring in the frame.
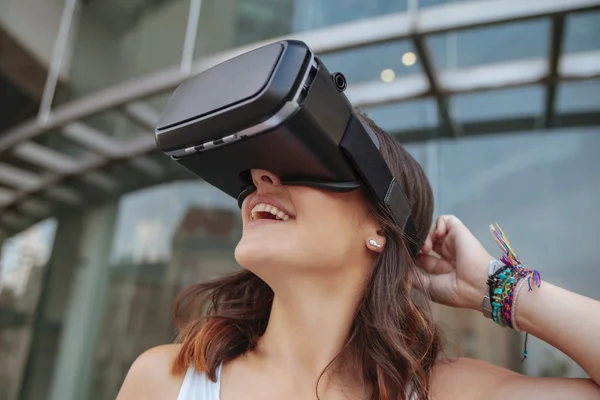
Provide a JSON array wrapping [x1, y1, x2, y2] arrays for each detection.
[[369, 239, 381, 248]]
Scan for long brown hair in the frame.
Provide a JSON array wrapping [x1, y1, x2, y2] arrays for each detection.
[[172, 109, 443, 399]]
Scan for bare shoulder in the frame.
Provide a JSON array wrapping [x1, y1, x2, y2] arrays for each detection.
[[430, 357, 600, 400], [116, 344, 185, 400], [430, 357, 519, 400]]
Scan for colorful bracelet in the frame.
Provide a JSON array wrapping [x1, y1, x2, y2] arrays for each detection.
[[484, 224, 542, 361]]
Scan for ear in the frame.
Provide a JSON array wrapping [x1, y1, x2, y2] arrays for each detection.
[[366, 232, 386, 254], [362, 209, 386, 253]]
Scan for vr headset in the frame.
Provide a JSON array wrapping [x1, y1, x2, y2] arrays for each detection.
[[154, 40, 419, 256]]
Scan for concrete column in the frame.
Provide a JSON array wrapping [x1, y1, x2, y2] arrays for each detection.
[[44, 201, 117, 400]]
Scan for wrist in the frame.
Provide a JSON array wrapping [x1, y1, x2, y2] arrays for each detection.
[[478, 258, 503, 316], [466, 256, 497, 312]]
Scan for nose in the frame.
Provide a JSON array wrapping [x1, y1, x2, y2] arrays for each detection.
[[250, 169, 282, 190]]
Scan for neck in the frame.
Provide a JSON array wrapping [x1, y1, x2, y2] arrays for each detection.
[[253, 270, 366, 385]]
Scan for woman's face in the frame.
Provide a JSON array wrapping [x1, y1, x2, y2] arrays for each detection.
[[235, 169, 386, 279]]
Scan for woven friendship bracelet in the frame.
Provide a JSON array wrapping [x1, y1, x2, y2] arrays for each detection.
[[486, 224, 542, 361]]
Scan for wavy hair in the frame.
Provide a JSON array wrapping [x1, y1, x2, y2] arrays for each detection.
[[171, 109, 443, 399]]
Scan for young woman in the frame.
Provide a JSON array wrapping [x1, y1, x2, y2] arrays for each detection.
[[117, 112, 600, 400]]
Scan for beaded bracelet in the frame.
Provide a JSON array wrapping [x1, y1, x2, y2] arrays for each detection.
[[486, 224, 542, 361]]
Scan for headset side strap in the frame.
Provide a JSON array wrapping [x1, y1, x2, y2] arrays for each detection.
[[339, 115, 419, 256]]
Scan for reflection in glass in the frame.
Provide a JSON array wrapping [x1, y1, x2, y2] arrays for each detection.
[[437, 129, 600, 378], [194, 0, 409, 59], [429, 19, 549, 70], [417, 0, 475, 9], [320, 41, 419, 85], [364, 99, 438, 133], [57, 0, 190, 103], [291, 0, 407, 31], [0, 219, 57, 400], [563, 11, 600, 54], [194, 0, 293, 57], [450, 86, 544, 123], [557, 79, 600, 114], [86, 182, 240, 399]]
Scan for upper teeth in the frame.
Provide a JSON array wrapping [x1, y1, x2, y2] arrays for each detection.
[[251, 203, 291, 221]]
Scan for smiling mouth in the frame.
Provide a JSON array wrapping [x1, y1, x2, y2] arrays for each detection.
[[251, 203, 292, 221]]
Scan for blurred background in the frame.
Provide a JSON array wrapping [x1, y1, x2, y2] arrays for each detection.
[[0, 0, 598, 399]]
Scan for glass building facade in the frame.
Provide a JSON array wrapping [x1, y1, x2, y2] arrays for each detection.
[[0, 1, 599, 399]]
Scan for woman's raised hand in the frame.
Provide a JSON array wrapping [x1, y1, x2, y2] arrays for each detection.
[[416, 215, 494, 311]]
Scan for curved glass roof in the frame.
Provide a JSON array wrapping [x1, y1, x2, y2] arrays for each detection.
[[0, 0, 599, 236]]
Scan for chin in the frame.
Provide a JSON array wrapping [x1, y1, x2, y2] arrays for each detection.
[[234, 235, 308, 276], [234, 237, 281, 272]]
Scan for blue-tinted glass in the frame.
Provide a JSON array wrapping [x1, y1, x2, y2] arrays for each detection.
[[451, 86, 544, 122], [557, 79, 600, 114], [57, 0, 190, 104], [436, 129, 600, 377], [0, 219, 58, 398], [233, 0, 295, 46], [418, 0, 475, 9], [320, 41, 419, 85], [418, 0, 445, 8], [292, 0, 407, 31], [196, 0, 408, 57], [402, 143, 427, 166], [110, 182, 239, 264], [563, 11, 600, 53], [430, 19, 549, 70], [363, 99, 438, 133]]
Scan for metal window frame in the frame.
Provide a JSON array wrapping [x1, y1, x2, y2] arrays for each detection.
[[1, 0, 599, 235]]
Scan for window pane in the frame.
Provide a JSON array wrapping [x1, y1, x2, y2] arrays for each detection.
[[292, 0, 407, 31], [563, 11, 600, 54], [194, 0, 409, 58], [451, 86, 544, 123], [557, 79, 600, 114], [56, 0, 190, 104], [364, 99, 439, 133], [430, 19, 549, 70], [0, 219, 58, 400], [85, 182, 240, 399], [320, 41, 419, 85], [436, 129, 600, 377], [418, 0, 487, 9]]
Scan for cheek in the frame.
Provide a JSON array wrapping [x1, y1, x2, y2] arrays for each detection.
[[235, 188, 369, 271], [296, 201, 364, 260]]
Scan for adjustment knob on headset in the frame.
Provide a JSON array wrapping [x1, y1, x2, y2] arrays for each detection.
[[331, 72, 347, 92]]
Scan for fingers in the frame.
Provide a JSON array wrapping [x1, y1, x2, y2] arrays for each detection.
[[420, 232, 434, 254], [417, 253, 454, 275], [421, 216, 450, 253], [434, 215, 448, 238], [421, 215, 465, 255]]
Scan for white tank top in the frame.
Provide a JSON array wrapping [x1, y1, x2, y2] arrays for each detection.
[[176, 364, 222, 400], [176, 363, 415, 399]]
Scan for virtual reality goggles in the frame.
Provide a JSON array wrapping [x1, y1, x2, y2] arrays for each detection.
[[155, 40, 419, 256]]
